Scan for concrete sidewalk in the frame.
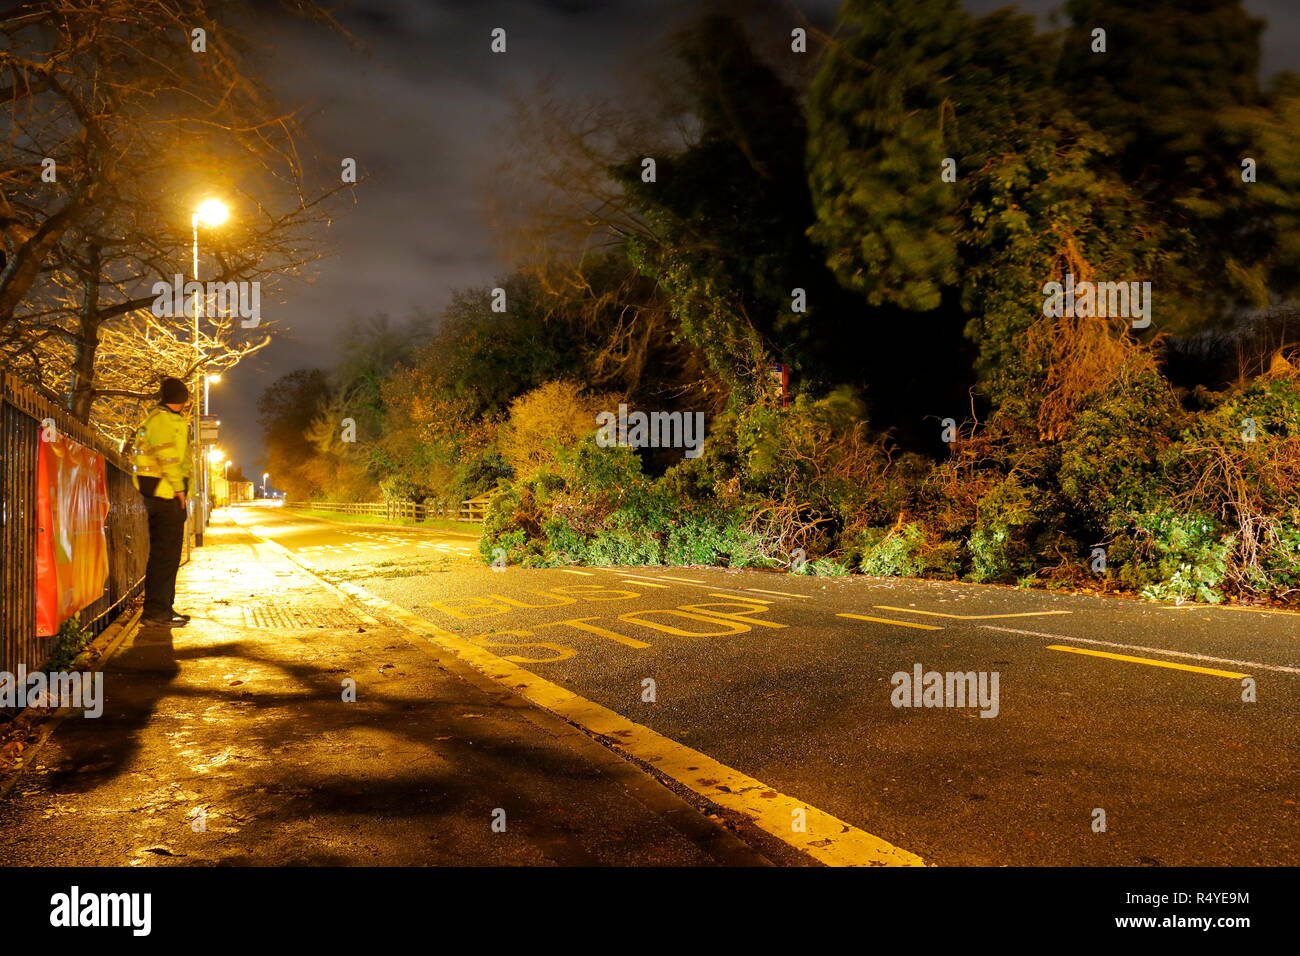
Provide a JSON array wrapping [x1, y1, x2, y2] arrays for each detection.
[[0, 512, 766, 866]]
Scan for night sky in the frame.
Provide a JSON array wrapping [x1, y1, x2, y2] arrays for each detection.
[[218, 0, 1300, 487]]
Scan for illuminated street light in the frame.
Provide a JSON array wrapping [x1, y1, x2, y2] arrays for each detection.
[[204, 372, 221, 411], [208, 447, 225, 464], [195, 197, 230, 228], [191, 197, 230, 545]]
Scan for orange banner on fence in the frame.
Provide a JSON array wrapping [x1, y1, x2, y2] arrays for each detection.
[[36, 431, 110, 637]]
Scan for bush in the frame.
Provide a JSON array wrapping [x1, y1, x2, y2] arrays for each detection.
[[968, 474, 1054, 583], [856, 522, 961, 578], [379, 473, 429, 504], [498, 381, 613, 478], [1169, 371, 1300, 598], [1056, 371, 1184, 523], [46, 617, 90, 672], [478, 369, 1300, 606], [1115, 509, 1234, 603], [481, 437, 761, 568]]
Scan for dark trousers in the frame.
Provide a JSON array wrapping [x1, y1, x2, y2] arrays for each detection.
[[143, 494, 185, 618]]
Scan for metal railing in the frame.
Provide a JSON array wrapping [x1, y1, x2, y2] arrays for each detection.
[[284, 495, 490, 523], [0, 375, 148, 679]]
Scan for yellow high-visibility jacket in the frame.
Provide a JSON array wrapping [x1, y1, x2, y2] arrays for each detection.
[[129, 406, 191, 499]]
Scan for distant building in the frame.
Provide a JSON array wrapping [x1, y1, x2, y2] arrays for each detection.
[[211, 477, 254, 506]]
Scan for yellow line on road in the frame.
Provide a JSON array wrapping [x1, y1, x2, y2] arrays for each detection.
[[875, 605, 1072, 621], [614, 574, 805, 600], [1045, 645, 1249, 679], [1158, 603, 1300, 618], [982, 624, 1300, 676], [838, 613, 943, 631], [649, 574, 709, 584], [745, 588, 812, 599], [354, 590, 924, 865], [711, 593, 773, 603], [248, 532, 925, 866], [557, 569, 596, 576]]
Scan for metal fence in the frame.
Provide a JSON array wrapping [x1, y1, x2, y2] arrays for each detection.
[[285, 495, 490, 523], [0, 374, 149, 678]]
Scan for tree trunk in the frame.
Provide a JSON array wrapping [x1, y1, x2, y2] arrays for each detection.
[[69, 244, 102, 422]]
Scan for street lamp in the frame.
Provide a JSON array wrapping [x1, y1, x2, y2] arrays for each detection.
[[195, 198, 229, 228], [261, 471, 270, 498], [191, 197, 229, 546], [204, 373, 221, 412]]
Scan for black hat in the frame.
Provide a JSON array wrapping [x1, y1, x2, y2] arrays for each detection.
[[159, 377, 190, 405]]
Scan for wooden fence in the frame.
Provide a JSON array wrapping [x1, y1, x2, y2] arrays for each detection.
[[284, 495, 490, 523]]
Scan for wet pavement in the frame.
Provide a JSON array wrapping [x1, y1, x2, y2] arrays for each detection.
[[0, 511, 764, 866]]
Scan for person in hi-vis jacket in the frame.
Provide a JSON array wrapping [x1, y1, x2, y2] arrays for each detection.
[[129, 377, 193, 626]]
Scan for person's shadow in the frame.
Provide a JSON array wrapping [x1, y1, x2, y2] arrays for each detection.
[[37, 620, 181, 791]]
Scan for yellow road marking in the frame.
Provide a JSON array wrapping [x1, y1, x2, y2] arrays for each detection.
[[252, 536, 925, 865], [681, 601, 787, 629], [558, 569, 596, 576], [347, 588, 920, 865], [236, 518, 922, 865], [466, 629, 578, 663], [711, 592, 772, 603], [875, 605, 1072, 621], [649, 574, 709, 584], [1158, 603, 1300, 618], [838, 613, 943, 631], [982, 624, 1300, 676], [1045, 645, 1249, 679], [538, 617, 652, 649], [614, 574, 799, 600], [745, 588, 811, 599], [619, 609, 751, 636]]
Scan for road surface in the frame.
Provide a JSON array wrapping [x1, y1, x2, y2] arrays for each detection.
[[233, 503, 1300, 866]]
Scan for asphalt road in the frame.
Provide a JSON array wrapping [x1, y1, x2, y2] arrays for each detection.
[[237, 503, 1300, 866]]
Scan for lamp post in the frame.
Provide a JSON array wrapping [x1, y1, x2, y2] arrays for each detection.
[[190, 198, 229, 546], [262, 471, 270, 498], [204, 373, 221, 412]]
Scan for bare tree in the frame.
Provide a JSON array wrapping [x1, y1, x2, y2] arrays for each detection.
[[0, 0, 348, 437]]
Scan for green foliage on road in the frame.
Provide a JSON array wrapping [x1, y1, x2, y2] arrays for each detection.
[[264, 3, 1300, 607]]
